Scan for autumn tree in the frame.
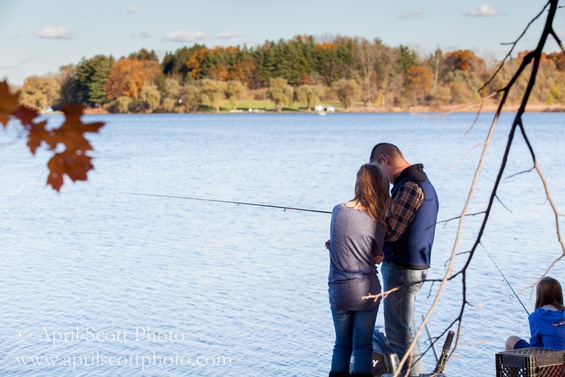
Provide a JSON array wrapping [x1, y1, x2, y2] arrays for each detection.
[[373, 39, 399, 108], [426, 48, 445, 93], [442, 49, 489, 101], [186, 47, 210, 80], [405, 65, 434, 105], [162, 45, 206, 80], [130, 85, 161, 113], [296, 84, 325, 111], [19, 76, 61, 112], [444, 49, 487, 78], [225, 80, 246, 110], [355, 38, 379, 106], [180, 84, 201, 112], [229, 55, 257, 88], [160, 77, 182, 100], [107, 96, 132, 114], [547, 52, 565, 71], [331, 79, 359, 111], [527, 53, 565, 105], [16, 32, 565, 114], [104, 58, 161, 100], [206, 46, 236, 81], [199, 79, 227, 112], [266, 78, 294, 112]]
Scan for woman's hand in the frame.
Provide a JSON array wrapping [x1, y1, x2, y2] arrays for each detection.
[[374, 253, 384, 265]]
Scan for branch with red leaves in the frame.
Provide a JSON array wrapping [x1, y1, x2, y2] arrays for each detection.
[[0, 81, 104, 191]]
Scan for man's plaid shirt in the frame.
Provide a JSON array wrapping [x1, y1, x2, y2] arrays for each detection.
[[385, 181, 424, 242]]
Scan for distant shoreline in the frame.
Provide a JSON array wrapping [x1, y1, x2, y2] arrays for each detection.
[[81, 103, 565, 115]]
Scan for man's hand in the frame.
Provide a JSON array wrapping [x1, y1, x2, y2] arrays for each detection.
[[325, 239, 330, 250]]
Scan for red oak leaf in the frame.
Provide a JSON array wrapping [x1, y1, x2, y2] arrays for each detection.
[[0, 81, 20, 127], [47, 151, 94, 191], [47, 104, 104, 151], [26, 120, 51, 155], [12, 105, 39, 128]]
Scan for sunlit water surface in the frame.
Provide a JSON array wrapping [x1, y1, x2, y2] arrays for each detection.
[[1, 112, 564, 376]]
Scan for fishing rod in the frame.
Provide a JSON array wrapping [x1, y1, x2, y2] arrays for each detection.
[[422, 314, 440, 364], [480, 243, 530, 316], [123, 192, 332, 215], [126, 192, 530, 315]]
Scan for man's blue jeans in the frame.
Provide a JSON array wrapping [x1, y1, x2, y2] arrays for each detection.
[[330, 305, 379, 374], [381, 261, 427, 376]]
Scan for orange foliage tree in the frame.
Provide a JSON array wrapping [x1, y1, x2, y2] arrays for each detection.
[[0, 81, 104, 191], [186, 48, 210, 80], [405, 65, 433, 104], [444, 49, 487, 77], [228, 57, 256, 87], [104, 58, 160, 100]]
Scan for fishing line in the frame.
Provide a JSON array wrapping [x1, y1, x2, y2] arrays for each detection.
[[123, 192, 332, 214], [126, 192, 531, 315], [480, 242, 530, 316]]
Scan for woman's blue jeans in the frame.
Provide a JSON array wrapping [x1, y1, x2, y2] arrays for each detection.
[[381, 261, 427, 376], [330, 304, 379, 374]]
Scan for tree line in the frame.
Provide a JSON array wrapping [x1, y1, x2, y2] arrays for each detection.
[[17, 35, 565, 113]]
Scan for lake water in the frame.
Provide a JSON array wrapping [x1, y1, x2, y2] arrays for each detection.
[[1, 112, 564, 376]]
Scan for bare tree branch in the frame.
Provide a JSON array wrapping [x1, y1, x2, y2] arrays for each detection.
[[392, 2, 564, 375], [437, 211, 486, 227], [505, 166, 535, 180], [480, 1, 550, 91]]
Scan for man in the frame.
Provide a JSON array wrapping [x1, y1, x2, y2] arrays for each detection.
[[370, 143, 439, 376]]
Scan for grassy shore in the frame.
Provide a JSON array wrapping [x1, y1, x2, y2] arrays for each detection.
[[209, 100, 564, 114], [83, 99, 565, 115]]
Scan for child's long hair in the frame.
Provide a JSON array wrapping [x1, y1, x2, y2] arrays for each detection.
[[353, 163, 391, 226], [535, 276, 565, 311]]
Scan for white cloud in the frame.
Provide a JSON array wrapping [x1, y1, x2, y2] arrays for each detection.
[[398, 11, 425, 20], [164, 30, 206, 43], [35, 25, 74, 39], [127, 6, 139, 14], [19, 57, 39, 64], [216, 32, 240, 39], [464, 4, 496, 17], [131, 30, 154, 38]]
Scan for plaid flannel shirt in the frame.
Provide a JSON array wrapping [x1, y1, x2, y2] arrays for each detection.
[[385, 181, 424, 242]]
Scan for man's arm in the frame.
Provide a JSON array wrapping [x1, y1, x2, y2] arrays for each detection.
[[386, 181, 424, 241]]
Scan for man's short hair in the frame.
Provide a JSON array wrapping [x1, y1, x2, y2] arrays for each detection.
[[370, 143, 404, 163]]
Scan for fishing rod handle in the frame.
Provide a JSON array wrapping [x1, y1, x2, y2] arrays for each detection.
[[433, 330, 454, 373], [442, 330, 454, 353]]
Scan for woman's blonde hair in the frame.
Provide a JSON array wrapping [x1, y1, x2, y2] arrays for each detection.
[[535, 276, 565, 311], [353, 163, 391, 225]]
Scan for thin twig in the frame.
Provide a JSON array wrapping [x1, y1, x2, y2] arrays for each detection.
[[393, 2, 563, 375]]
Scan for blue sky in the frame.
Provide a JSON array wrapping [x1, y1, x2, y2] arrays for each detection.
[[0, 0, 563, 86]]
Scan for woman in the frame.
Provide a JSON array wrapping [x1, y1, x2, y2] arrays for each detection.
[[506, 276, 565, 350], [328, 163, 391, 377]]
